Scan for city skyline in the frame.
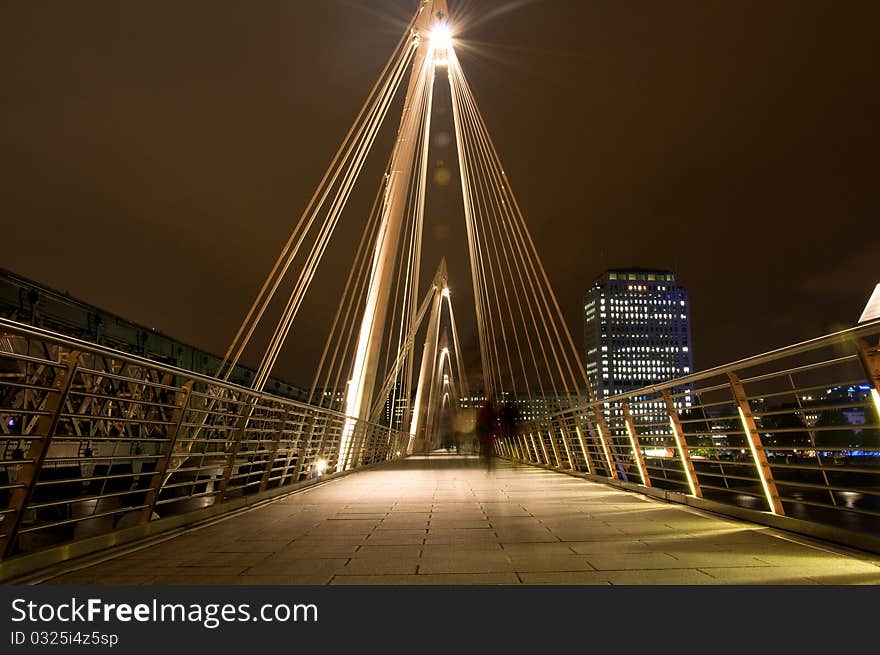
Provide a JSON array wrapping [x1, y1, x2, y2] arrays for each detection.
[[2, 0, 878, 388]]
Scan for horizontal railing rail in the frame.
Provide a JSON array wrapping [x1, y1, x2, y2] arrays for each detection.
[[0, 317, 411, 561], [497, 318, 880, 538]]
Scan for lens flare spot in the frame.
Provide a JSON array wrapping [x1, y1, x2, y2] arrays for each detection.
[[434, 166, 451, 186]]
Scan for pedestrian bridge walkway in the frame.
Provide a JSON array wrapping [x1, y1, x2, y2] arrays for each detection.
[[32, 454, 880, 585]]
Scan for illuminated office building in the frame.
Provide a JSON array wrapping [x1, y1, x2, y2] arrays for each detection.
[[583, 269, 693, 412]]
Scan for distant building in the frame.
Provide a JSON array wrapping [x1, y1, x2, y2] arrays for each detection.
[[819, 384, 874, 428], [583, 268, 693, 415], [459, 392, 573, 425], [0, 267, 309, 401]]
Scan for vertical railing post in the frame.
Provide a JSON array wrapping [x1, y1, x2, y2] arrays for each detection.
[[555, 418, 576, 470], [535, 429, 551, 465], [1, 349, 81, 558], [364, 424, 379, 464], [139, 380, 193, 524], [528, 431, 543, 463], [515, 434, 529, 462], [217, 395, 258, 502], [290, 410, 317, 483], [313, 413, 345, 474], [856, 337, 880, 418], [662, 390, 702, 498], [384, 427, 393, 461], [383, 428, 395, 461], [395, 428, 405, 459], [621, 401, 650, 487], [260, 406, 292, 493], [342, 420, 367, 471], [499, 436, 509, 459], [788, 374, 835, 506], [545, 424, 563, 467], [572, 414, 594, 475], [359, 424, 373, 465], [517, 433, 533, 462], [514, 434, 526, 461], [590, 406, 618, 479], [512, 435, 524, 461], [727, 373, 782, 514]]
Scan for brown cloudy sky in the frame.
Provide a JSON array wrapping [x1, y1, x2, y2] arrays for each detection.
[[2, 0, 878, 385]]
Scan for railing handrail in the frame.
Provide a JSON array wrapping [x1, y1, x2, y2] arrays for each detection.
[[551, 317, 880, 420], [0, 316, 395, 432]]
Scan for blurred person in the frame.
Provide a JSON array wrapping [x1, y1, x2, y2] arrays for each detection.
[[476, 398, 499, 471]]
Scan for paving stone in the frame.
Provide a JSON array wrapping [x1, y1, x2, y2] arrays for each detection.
[[341, 558, 419, 575], [696, 567, 824, 584], [662, 553, 773, 568], [417, 555, 514, 574], [244, 558, 349, 577], [271, 545, 361, 559], [602, 569, 718, 585], [508, 555, 597, 572], [138, 566, 250, 577], [364, 533, 427, 545], [427, 521, 492, 530], [331, 573, 520, 585], [568, 540, 653, 554], [424, 532, 502, 545], [45, 573, 157, 585], [583, 553, 685, 571], [420, 543, 504, 556], [517, 571, 611, 585], [376, 520, 430, 530], [499, 542, 576, 556], [207, 539, 293, 553], [354, 545, 423, 558]]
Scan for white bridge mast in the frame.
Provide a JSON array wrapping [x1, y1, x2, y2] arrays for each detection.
[[341, 0, 450, 466]]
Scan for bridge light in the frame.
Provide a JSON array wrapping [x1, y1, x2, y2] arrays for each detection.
[[430, 22, 453, 51], [441, 286, 450, 298], [315, 458, 327, 475], [431, 22, 453, 67]]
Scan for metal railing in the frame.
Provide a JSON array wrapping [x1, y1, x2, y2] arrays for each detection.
[[497, 319, 880, 538], [0, 318, 411, 561], [2, 315, 878, 564]]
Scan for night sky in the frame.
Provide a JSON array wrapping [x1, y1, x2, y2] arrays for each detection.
[[2, 1, 878, 387]]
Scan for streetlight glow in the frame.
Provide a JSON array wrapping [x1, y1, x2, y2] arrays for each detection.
[[431, 22, 453, 51], [431, 22, 453, 67]]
